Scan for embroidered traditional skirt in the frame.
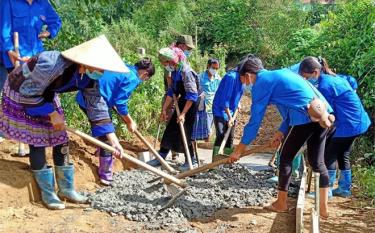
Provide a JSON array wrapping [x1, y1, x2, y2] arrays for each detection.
[[0, 81, 68, 147], [191, 110, 209, 140]]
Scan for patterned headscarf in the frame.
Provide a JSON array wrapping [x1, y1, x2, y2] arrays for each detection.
[[158, 47, 186, 69]]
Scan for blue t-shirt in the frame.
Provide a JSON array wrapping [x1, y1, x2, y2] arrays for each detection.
[[199, 70, 221, 113], [317, 74, 370, 137], [77, 64, 142, 116], [212, 70, 244, 120], [241, 69, 333, 145], [1, 0, 62, 68]]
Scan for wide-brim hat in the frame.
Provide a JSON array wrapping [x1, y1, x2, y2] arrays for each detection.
[[176, 35, 195, 49], [61, 35, 129, 73]]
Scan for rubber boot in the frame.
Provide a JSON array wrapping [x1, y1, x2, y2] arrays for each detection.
[[332, 170, 352, 197], [224, 147, 234, 155], [328, 169, 336, 198], [98, 156, 113, 185], [55, 164, 88, 204], [32, 166, 65, 210], [147, 151, 168, 167]]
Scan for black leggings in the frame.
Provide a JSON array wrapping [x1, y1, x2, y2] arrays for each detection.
[[213, 117, 235, 148], [29, 143, 69, 170], [279, 122, 329, 191], [325, 136, 356, 171]]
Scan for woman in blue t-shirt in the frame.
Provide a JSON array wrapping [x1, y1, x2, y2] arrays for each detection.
[[299, 56, 371, 198]]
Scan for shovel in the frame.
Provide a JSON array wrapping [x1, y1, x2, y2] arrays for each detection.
[[113, 109, 176, 174], [133, 129, 177, 174], [13, 32, 27, 156], [173, 95, 193, 170], [217, 108, 239, 155], [65, 126, 186, 188], [157, 144, 271, 211]]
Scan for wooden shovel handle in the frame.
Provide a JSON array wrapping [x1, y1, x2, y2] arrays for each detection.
[[218, 108, 239, 154], [66, 126, 186, 188], [176, 144, 271, 179], [173, 95, 193, 170], [133, 129, 176, 173]]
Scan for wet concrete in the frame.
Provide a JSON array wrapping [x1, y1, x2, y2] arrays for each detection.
[[89, 163, 278, 230]]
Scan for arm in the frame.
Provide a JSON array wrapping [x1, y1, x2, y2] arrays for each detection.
[[229, 85, 271, 162], [1, 0, 14, 52], [43, 2, 62, 38]]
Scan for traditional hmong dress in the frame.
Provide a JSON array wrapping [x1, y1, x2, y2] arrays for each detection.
[[0, 51, 114, 147], [160, 63, 200, 153]]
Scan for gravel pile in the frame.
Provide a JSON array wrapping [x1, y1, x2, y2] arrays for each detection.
[[89, 164, 279, 228]]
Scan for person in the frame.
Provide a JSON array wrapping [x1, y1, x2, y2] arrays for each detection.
[[1, 0, 62, 71], [289, 57, 358, 91], [298, 56, 371, 198], [228, 55, 335, 218], [0, 35, 127, 210], [163, 35, 196, 160], [76, 58, 155, 185], [192, 58, 221, 142], [148, 47, 200, 170], [211, 65, 244, 160]]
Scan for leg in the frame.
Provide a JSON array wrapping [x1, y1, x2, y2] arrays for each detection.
[[333, 136, 356, 197], [147, 147, 170, 167], [212, 117, 226, 158], [306, 123, 329, 218], [272, 125, 312, 212], [54, 142, 88, 204], [96, 136, 114, 185], [29, 145, 65, 210]]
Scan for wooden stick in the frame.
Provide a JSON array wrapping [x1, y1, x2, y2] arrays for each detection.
[[14, 32, 26, 156], [66, 127, 186, 188], [175, 145, 270, 179], [133, 129, 176, 173], [154, 123, 161, 148], [296, 156, 307, 233], [173, 95, 193, 170], [218, 109, 239, 155]]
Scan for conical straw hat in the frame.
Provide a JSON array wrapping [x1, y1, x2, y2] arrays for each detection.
[[61, 35, 129, 73]]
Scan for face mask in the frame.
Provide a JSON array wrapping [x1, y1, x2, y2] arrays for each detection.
[[208, 68, 217, 76], [165, 65, 175, 72], [307, 77, 319, 86], [86, 69, 103, 80], [184, 50, 192, 58], [242, 83, 253, 93]]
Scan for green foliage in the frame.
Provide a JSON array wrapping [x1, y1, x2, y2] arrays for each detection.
[[354, 165, 375, 200]]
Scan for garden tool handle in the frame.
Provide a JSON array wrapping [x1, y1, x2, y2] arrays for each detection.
[[218, 108, 239, 154], [65, 126, 186, 188], [112, 108, 177, 174], [173, 95, 193, 170], [133, 129, 177, 174], [176, 144, 271, 179], [154, 122, 161, 148], [13, 32, 20, 67]]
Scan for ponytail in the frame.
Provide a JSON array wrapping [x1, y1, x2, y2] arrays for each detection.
[[318, 56, 336, 76]]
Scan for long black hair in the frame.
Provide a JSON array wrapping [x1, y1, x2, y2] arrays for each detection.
[[238, 54, 264, 75], [134, 57, 155, 77]]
